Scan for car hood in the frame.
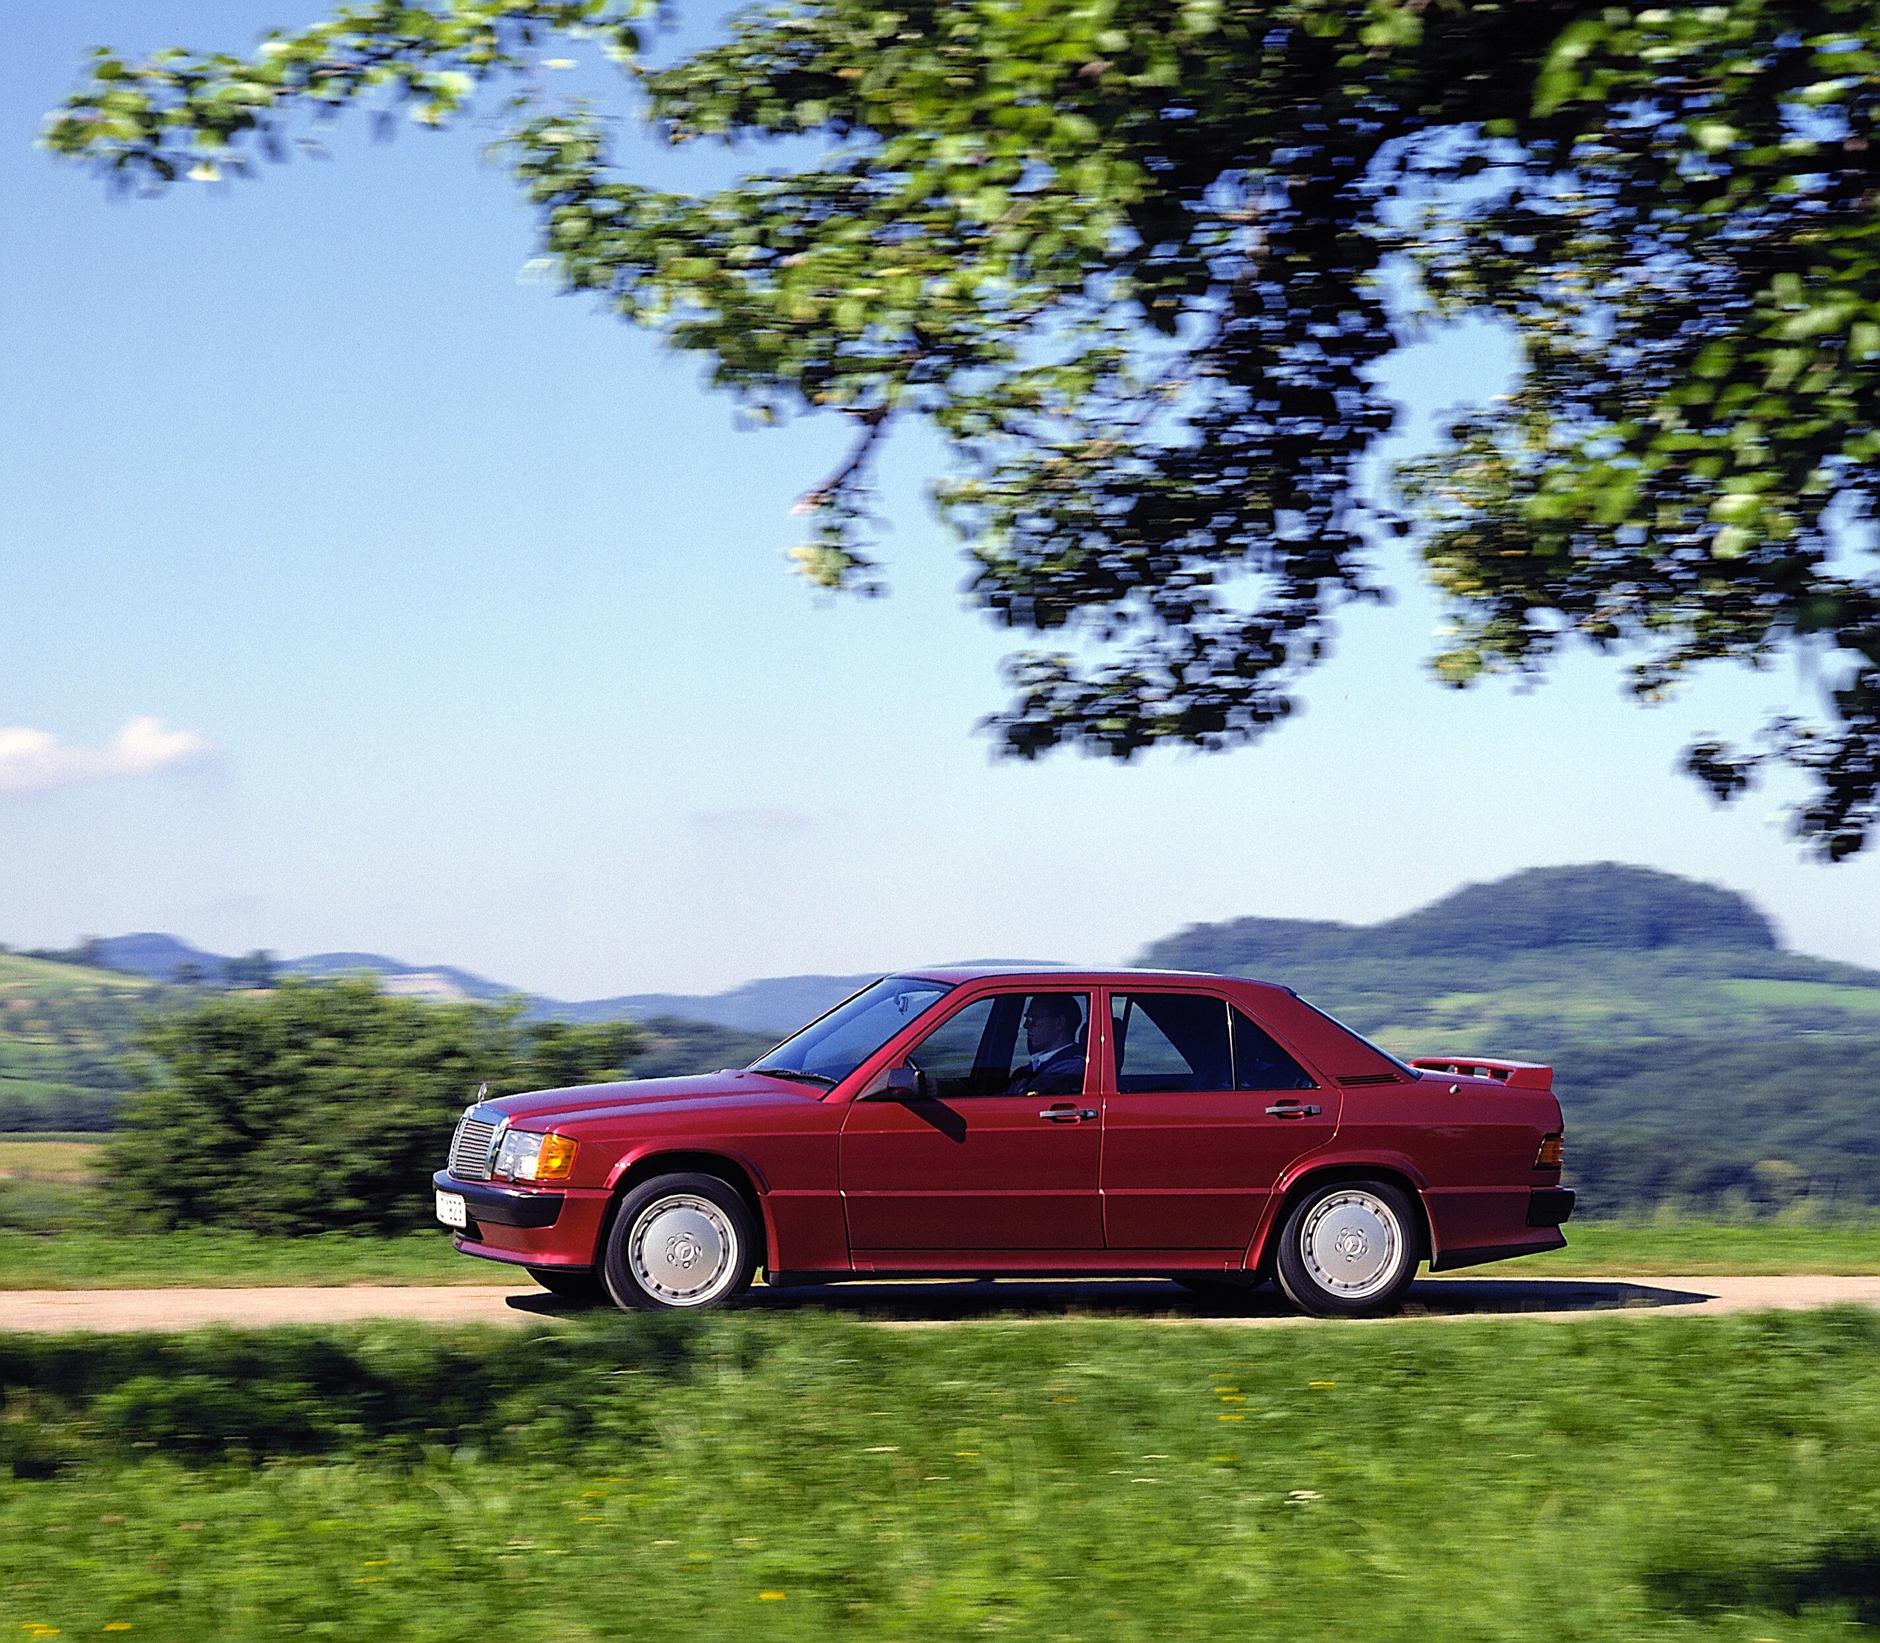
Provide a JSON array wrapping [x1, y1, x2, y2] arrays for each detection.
[[484, 1068, 822, 1127]]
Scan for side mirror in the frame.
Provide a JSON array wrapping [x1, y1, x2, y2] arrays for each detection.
[[865, 1064, 926, 1101]]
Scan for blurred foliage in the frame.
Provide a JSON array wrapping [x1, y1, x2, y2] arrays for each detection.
[[4, 1311, 1880, 1637], [110, 979, 639, 1234], [40, 0, 1880, 851]]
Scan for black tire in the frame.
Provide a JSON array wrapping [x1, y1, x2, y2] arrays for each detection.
[[1273, 1178, 1420, 1318], [600, 1172, 758, 1312], [526, 1266, 608, 1304]]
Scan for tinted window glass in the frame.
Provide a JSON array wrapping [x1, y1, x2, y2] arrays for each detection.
[[1112, 994, 1232, 1093], [908, 992, 1090, 1100], [752, 975, 954, 1083], [1232, 1009, 1316, 1091]]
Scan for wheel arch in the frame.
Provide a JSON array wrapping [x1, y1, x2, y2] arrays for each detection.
[[1248, 1161, 1434, 1279], [599, 1149, 774, 1273]]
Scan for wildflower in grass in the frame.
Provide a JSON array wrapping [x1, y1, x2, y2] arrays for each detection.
[[1218, 1414, 1244, 1422], [758, 1591, 787, 1602], [1308, 1380, 1336, 1390]]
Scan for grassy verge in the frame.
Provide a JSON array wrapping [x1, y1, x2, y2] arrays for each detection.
[[0, 1226, 509, 1288], [4, 1310, 1880, 1639], [0, 1150, 509, 1286], [1496, 1212, 1880, 1277]]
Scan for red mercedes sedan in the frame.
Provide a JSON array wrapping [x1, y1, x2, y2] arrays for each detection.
[[433, 968, 1572, 1316]]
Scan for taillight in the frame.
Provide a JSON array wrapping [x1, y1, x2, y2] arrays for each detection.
[[1535, 1133, 1564, 1169]]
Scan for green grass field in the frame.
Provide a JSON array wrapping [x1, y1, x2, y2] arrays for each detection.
[[3, 1310, 1879, 1639]]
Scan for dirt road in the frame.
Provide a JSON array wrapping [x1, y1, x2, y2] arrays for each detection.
[[5, 1274, 1880, 1331]]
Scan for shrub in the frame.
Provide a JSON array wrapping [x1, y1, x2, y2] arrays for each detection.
[[107, 980, 638, 1234]]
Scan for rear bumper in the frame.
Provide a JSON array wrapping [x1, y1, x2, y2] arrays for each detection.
[[1427, 1187, 1575, 1272], [1526, 1188, 1576, 1228]]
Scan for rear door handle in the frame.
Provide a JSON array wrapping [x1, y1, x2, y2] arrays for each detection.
[[1265, 1102, 1322, 1118], [1039, 1105, 1097, 1123]]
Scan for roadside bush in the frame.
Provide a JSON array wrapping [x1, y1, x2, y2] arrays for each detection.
[[107, 980, 639, 1234]]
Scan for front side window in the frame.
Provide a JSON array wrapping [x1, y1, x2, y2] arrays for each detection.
[[751, 976, 954, 1085], [906, 991, 1091, 1100]]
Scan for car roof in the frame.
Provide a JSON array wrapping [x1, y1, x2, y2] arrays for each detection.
[[903, 964, 1292, 995]]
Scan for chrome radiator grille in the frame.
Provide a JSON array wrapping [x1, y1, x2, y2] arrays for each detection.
[[448, 1113, 499, 1181]]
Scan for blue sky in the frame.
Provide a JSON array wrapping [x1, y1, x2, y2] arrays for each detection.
[[4, 0, 1877, 999]]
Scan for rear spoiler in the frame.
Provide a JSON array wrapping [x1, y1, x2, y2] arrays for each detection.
[[1409, 1057, 1553, 1091]]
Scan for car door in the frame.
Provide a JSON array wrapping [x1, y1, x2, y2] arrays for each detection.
[[839, 988, 1103, 1252], [1098, 989, 1340, 1251]]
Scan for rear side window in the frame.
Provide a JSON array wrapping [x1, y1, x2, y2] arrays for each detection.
[[1112, 994, 1232, 1093], [1232, 1009, 1316, 1091], [1112, 994, 1317, 1093]]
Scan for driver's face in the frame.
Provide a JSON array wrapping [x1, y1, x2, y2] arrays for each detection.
[[1023, 1001, 1073, 1058]]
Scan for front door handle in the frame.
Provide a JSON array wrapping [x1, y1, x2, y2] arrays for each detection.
[[1265, 1102, 1323, 1118], [1039, 1105, 1097, 1123]]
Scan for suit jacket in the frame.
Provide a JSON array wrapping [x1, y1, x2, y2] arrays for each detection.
[[1004, 1041, 1086, 1096]]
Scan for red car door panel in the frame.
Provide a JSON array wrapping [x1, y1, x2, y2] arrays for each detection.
[[1100, 990, 1340, 1250], [840, 1095, 1103, 1250], [839, 988, 1103, 1252]]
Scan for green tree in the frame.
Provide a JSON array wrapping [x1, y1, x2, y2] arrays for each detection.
[[42, 0, 1880, 853], [112, 978, 640, 1233]]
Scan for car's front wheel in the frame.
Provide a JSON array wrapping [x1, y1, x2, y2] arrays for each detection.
[[1273, 1179, 1420, 1318], [600, 1173, 758, 1311]]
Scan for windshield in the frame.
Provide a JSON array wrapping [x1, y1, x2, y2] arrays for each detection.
[[750, 975, 955, 1086]]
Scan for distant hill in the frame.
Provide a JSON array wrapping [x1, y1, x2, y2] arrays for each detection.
[[0, 951, 156, 1129], [572, 975, 880, 1035], [280, 953, 516, 1002], [74, 933, 222, 983], [1138, 863, 1779, 973]]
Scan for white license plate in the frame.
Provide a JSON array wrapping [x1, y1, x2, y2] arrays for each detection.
[[435, 1189, 468, 1230]]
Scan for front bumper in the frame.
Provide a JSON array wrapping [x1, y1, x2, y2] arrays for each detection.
[[433, 1170, 611, 1270], [433, 1170, 564, 1228]]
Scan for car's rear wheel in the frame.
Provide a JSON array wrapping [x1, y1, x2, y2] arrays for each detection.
[[526, 1266, 607, 1303], [601, 1173, 757, 1312], [1274, 1179, 1419, 1318]]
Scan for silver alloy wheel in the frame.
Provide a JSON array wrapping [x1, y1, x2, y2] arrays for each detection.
[[1298, 1189, 1404, 1301], [626, 1193, 740, 1307]]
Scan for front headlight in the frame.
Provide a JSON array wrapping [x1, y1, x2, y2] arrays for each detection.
[[493, 1129, 577, 1184]]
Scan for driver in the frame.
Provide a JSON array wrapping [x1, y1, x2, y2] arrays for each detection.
[[1005, 993, 1086, 1095]]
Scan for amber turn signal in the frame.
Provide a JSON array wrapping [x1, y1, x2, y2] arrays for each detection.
[[534, 1133, 578, 1182], [1534, 1133, 1564, 1169]]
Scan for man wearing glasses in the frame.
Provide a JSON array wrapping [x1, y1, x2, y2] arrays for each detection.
[[1005, 993, 1087, 1095]]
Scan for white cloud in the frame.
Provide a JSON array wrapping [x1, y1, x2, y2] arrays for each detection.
[[0, 716, 213, 796]]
